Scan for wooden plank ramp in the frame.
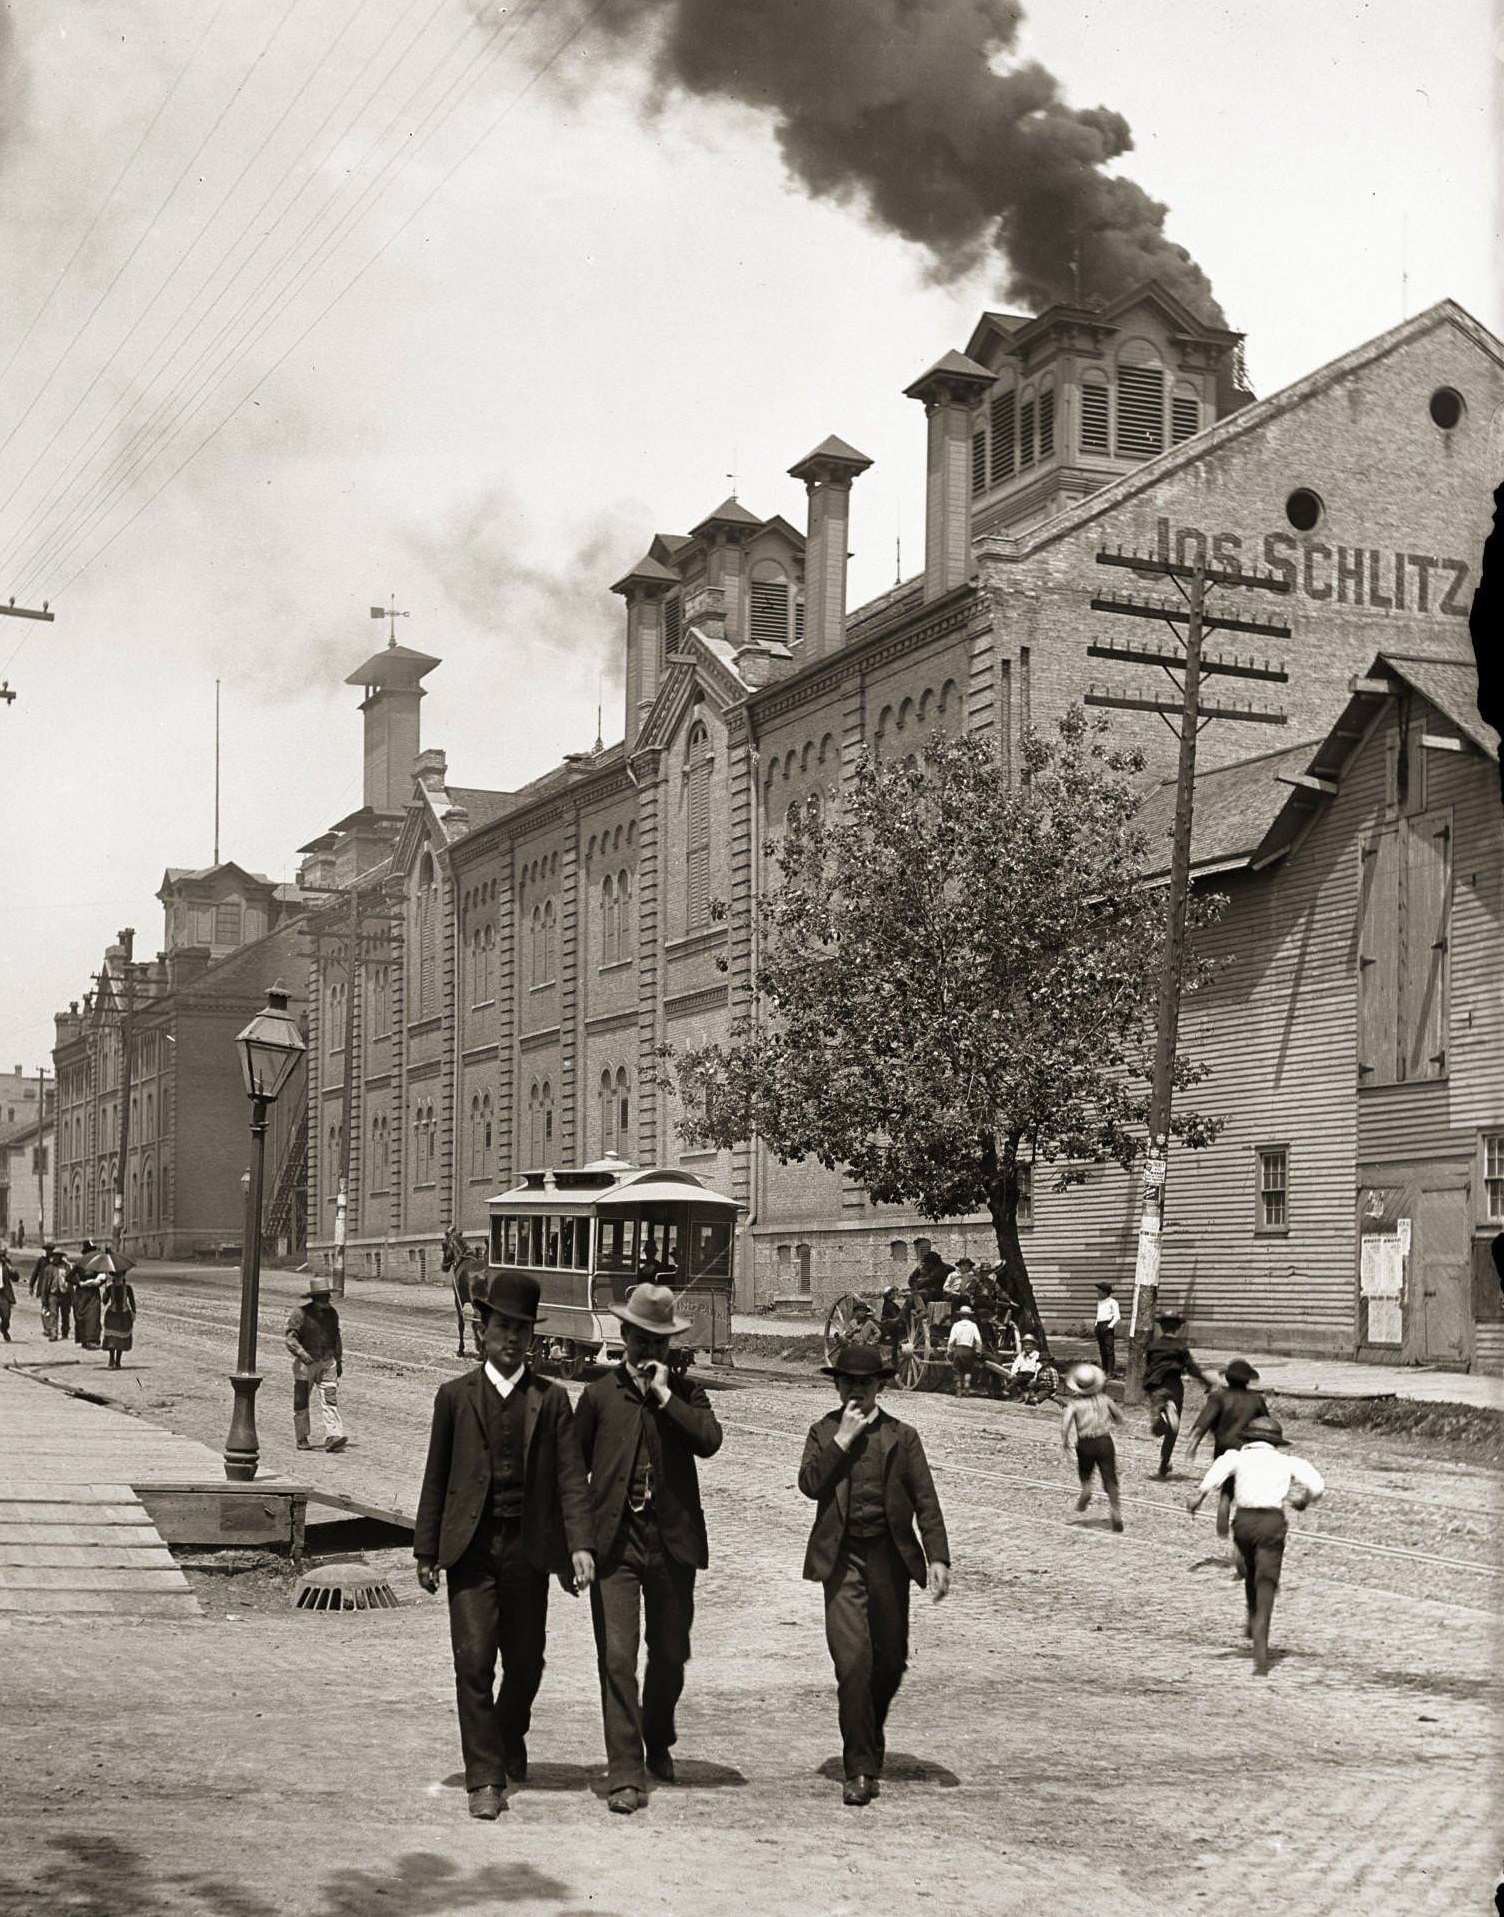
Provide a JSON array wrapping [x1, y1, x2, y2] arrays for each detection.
[[0, 1365, 221, 1617]]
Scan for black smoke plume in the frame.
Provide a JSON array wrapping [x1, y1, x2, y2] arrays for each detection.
[[591, 0, 1223, 320]]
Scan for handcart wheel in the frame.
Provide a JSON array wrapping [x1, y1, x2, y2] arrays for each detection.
[[894, 1311, 931, 1392], [824, 1293, 865, 1367]]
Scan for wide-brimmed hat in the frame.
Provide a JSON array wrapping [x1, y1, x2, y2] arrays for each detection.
[[954, 1256, 976, 1268], [472, 1269, 540, 1324], [613, 1282, 691, 1338], [1066, 1362, 1107, 1396], [1224, 1358, 1259, 1387], [822, 1342, 896, 1382], [956, 1304, 974, 1317], [1156, 1311, 1185, 1330], [302, 1278, 334, 1302], [1242, 1416, 1288, 1446]]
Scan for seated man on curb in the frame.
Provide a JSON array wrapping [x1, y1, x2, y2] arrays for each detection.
[[413, 1270, 594, 1821]]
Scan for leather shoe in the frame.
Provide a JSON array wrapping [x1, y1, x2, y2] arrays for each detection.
[[608, 1786, 644, 1815], [467, 1786, 505, 1820], [842, 1774, 875, 1807], [503, 1740, 528, 1784], [646, 1750, 674, 1784]]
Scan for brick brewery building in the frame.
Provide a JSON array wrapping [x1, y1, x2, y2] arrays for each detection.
[[52, 866, 309, 1259], [303, 282, 1504, 1366]]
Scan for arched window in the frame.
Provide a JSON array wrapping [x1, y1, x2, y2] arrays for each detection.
[[469, 1095, 482, 1175], [542, 1080, 554, 1154], [144, 1165, 155, 1223], [482, 1093, 493, 1167], [601, 875, 617, 966], [528, 1081, 542, 1167], [542, 899, 557, 983], [129, 1170, 139, 1228], [529, 905, 542, 987], [1115, 342, 1166, 457], [416, 853, 438, 1018], [600, 1068, 616, 1155], [615, 1066, 631, 1153], [685, 720, 712, 929], [144, 1090, 154, 1141], [618, 869, 633, 959], [482, 923, 495, 1001]]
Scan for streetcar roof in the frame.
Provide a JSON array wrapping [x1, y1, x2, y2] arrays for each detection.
[[486, 1164, 738, 1214]]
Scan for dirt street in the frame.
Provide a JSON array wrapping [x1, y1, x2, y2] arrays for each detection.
[[2, 1266, 1499, 1917]]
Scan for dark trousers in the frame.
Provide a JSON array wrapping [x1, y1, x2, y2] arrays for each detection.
[[1150, 1382, 1184, 1473], [1075, 1434, 1120, 1502], [0, 1297, 10, 1339], [822, 1532, 911, 1780], [1095, 1324, 1116, 1376], [445, 1515, 550, 1790], [1232, 1508, 1287, 1670], [589, 1510, 697, 1791], [57, 1295, 71, 1337]]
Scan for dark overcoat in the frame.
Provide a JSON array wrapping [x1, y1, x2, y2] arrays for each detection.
[[798, 1407, 950, 1587], [413, 1366, 593, 1576], [573, 1366, 722, 1568]]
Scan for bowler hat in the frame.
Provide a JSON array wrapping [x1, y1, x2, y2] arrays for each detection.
[[821, 1342, 896, 1381], [1241, 1416, 1288, 1446], [1095, 1282, 1115, 1294], [1066, 1362, 1107, 1396], [472, 1268, 540, 1324], [613, 1282, 691, 1338], [1224, 1358, 1259, 1387], [1156, 1311, 1184, 1329]]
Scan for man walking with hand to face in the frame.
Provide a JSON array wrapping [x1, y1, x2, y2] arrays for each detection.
[[799, 1343, 950, 1808], [414, 1270, 595, 1821], [575, 1282, 723, 1816]]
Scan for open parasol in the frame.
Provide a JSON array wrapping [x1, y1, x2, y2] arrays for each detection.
[[81, 1247, 136, 1277]]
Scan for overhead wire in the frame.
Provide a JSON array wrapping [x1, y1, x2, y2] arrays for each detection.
[[0, 2, 234, 400], [0, 0, 307, 483], [0, 0, 388, 582], [39, 0, 589, 603], [9, 0, 488, 595]]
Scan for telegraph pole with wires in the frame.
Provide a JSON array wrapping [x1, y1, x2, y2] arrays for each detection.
[[1087, 548, 1293, 1403], [0, 597, 54, 704]]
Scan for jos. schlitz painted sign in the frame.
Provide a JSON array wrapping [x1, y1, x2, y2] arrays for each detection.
[[1152, 518, 1471, 615]]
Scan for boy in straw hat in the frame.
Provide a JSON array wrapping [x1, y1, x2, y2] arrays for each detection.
[[414, 1269, 595, 1820], [285, 1278, 347, 1453], [1188, 1416, 1323, 1676], [1061, 1363, 1125, 1531], [574, 1281, 723, 1815], [799, 1343, 950, 1808]]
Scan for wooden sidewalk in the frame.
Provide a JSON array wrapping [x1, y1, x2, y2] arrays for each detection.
[[0, 1361, 232, 1618]]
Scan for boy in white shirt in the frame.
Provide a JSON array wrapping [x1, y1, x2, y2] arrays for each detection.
[[1093, 1283, 1121, 1376], [1008, 1334, 1046, 1405], [946, 1305, 985, 1396], [1188, 1417, 1323, 1677]]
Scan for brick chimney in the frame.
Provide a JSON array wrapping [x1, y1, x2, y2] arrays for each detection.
[[904, 349, 994, 601], [787, 436, 872, 661], [413, 747, 448, 794], [611, 554, 680, 747], [345, 637, 441, 814]]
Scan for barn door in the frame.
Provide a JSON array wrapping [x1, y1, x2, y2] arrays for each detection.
[[1416, 1184, 1468, 1364]]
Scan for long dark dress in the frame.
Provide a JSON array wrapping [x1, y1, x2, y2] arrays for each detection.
[[71, 1272, 104, 1348], [102, 1282, 136, 1354]]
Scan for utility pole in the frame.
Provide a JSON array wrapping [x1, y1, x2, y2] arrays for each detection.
[[110, 937, 138, 1251], [0, 598, 54, 705], [1087, 549, 1293, 1403], [36, 1065, 48, 1241]]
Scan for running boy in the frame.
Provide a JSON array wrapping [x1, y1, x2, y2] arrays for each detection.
[[1061, 1362, 1124, 1532]]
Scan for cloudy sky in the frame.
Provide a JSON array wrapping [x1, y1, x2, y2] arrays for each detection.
[[0, 0, 1495, 1072]]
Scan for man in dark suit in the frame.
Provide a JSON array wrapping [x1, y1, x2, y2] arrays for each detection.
[[414, 1269, 594, 1821], [799, 1342, 950, 1807], [574, 1282, 723, 1815]]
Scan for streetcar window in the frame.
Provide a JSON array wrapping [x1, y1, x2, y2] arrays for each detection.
[[637, 1220, 684, 1280], [544, 1217, 560, 1269], [597, 1217, 638, 1273], [560, 1215, 588, 1269], [528, 1216, 543, 1267], [490, 1218, 504, 1264], [503, 1217, 519, 1265], [690, 1221, 732, 1278]]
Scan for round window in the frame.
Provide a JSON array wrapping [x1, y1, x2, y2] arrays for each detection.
[[1285, 488, 1323, 532], [1429, 387, 1464, 430]]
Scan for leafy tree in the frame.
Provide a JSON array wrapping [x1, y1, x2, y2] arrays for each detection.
[[662, 711, 1224, 1351]]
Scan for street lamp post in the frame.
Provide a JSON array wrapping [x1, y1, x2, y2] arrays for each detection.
[[224, 983, 306, 1483]]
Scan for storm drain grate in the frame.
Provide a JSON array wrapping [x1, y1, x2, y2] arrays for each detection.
[[294, 1559, 399, 1612]]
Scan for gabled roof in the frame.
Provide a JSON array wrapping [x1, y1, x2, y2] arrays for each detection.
[[159, 861, 275, 893], [446, 786, 515, 833], [690, 496, 765, 537], [981, 298, 1504, 559], [1138, 650, 1492, 881]]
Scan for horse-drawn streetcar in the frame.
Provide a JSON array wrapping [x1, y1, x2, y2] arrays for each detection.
[[444, 1156, 738, 1374]]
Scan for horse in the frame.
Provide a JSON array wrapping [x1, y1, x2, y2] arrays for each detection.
[[440, 1225, 485, 1360]]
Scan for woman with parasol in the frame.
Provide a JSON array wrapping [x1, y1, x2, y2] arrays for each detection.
[[95, 1250, 138, 1370], [75, 1245, 128, 1355]]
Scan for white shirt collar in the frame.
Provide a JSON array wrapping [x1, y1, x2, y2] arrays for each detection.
[[484, 1360, 525, 1398]]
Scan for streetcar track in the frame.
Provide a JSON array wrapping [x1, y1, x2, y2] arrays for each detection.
[[123, 1287, 1503, 1577]]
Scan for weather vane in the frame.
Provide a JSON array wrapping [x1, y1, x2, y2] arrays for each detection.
[[370, 595, 409, 646]]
